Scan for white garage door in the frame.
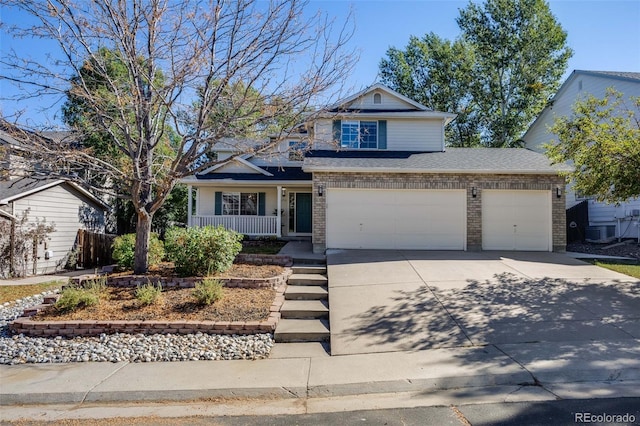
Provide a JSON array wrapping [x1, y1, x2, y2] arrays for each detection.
[[326, 189, 466, 250], [482, 190, 551, 251]]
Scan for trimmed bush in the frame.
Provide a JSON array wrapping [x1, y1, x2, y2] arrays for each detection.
[[165, 225, 242, 277], [112, 233, 165, 269], [135, 281, 163, 306], [192, 278, 224, 306]]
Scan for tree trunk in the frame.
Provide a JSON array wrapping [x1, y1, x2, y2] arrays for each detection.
[[133, 211, 152, 274]]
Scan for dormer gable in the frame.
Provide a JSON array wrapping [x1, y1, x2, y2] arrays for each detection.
[[330, 83, 430, 113]]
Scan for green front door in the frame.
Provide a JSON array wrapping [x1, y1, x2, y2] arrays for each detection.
[[295, 193, 312, 233]]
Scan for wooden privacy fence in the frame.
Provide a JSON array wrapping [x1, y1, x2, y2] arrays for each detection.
[[76, 229, 115, 268]]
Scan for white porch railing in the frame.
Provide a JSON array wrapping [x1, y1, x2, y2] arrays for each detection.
[[190, 215, 279, 236]]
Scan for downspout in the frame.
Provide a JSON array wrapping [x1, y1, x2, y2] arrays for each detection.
[[10, 202, 16, 276]]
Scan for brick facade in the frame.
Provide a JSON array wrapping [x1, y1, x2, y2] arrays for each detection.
[[312, 172, 566, 253]]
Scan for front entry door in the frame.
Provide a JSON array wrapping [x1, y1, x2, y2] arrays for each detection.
[[295, 193, 312, 233]]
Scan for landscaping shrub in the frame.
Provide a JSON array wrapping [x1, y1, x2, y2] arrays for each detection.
[[192, 277, 224, 305], [112, 233, 165, 269], [165, 226, 242, 277], [135, 280, 163, 306], [55, 286, 100, 312]]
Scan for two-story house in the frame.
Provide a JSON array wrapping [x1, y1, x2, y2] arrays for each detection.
[[523, 70, 640, 241], [182, 84, 569, 254]]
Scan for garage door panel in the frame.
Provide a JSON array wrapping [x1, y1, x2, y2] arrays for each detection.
[[482, 190, 551, 251], [327, 189, 465, 250]]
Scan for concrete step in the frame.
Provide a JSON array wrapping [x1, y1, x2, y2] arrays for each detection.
[[285, 285, 328, 301], [292, 256, 326, 266], [280, 300, 329, 319], [292, 265, 327, 275], [288, 273, 328, 286], [274, 319, 330, 343]]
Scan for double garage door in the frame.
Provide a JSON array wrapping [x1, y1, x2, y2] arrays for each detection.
[[326, 189, 552, 251], [326, 189, 466, 250]]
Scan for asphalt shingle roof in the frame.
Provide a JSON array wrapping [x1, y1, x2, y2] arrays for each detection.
[[303, 148, 571, 174], [0, 178, 58, 202], [196, 166, 311, 181]]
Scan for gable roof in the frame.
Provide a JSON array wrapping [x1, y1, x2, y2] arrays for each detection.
[[330, 83, 430, 112], [303, 148, 571, 175], [523, 69, 640, 141], [0, 178, 109, 210]]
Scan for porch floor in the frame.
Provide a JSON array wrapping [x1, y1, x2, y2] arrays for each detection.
[[278, 241, 326, 262]]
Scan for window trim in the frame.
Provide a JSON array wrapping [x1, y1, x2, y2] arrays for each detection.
[[288, 140, 308, 161], [340, 120, 379, 149]]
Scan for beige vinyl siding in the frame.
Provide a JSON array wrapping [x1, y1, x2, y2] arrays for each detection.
[[213, 161, 261, 174], [12, 184, 105, 276], [387, 119, 443, 151], [345, 91, 417, 110], [314, 118, 443, 151]]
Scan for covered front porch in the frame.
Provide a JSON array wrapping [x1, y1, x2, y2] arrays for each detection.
[[186, 183, 313, 238]]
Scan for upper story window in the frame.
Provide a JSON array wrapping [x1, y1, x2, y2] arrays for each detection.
[[288, 140, 308, 161], [341, 120, 378, 149], [373, 93, 382, 104]]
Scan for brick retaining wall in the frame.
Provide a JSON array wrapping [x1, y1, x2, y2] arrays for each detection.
[[10, 284, 286, 337]]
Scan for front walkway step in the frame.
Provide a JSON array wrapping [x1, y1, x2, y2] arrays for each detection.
[[288, 273, 328, 286], [292, 265, 327, 275], [281, 300, 329, 319], [292, 256, 326, 266], [274, 319, 330, 343], [285, 285, 328, 300]]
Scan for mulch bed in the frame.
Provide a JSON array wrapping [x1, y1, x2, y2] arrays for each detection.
[[34, 286, 276, 322], [33, 263, 285, 323]]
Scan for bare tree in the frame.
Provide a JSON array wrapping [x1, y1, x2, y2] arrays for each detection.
[[0, 0, 356, 273]]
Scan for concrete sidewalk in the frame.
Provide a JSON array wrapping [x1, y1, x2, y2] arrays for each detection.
[[0, 269, 94, 286], [2, 339, 640, 406]]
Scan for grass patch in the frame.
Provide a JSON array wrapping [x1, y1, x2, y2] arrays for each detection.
[[595, 262, 640, 279], [0, 281, 64, 304]]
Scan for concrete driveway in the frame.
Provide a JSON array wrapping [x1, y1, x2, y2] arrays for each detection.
[[327, 250, 640, 356]]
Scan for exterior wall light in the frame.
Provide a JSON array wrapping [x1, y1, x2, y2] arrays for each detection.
[[317, 184, 324, 197], [281, 187, 286, 197], [556, 187, 562, 198], [471, 187, 477, 198]]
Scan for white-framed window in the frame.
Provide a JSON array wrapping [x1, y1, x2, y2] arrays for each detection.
[[288, 140, 308, 161], [341, 120, 378, 149], [222, 192, 257, 215]]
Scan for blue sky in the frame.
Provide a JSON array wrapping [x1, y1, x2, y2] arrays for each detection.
[[2, 0, 639, 127]]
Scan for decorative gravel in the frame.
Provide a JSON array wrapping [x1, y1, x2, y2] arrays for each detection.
[[0, 291, 274, 365]]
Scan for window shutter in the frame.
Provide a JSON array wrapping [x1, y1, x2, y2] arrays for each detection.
[[332, 120, 341, 144], [215, 192, 222, 215], [378, 120, 387, 149], [258, 192, 266, 216]]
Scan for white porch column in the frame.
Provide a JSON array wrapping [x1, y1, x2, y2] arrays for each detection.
[[187, 185, 193, 227], [276, 186, 282, 238]]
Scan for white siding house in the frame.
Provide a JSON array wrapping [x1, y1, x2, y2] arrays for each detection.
[[523, 70, 640, 240]]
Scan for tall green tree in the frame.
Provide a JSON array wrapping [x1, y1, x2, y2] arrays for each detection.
[[380, 0, 572, 147], [547, 89, 640, 204], [458, 0, 572, 147], [2, 0, 355, 274], [380, 34, 481, 147]]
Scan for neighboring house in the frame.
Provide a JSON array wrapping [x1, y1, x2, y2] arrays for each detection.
[[0, 122, 108, 276], [523, 70, 640, 241], [181, 84, 569, 253]]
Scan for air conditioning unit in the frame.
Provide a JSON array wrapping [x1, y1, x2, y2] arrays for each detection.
[[585, 225, 616, 243], [632, 209, 640, 217]]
